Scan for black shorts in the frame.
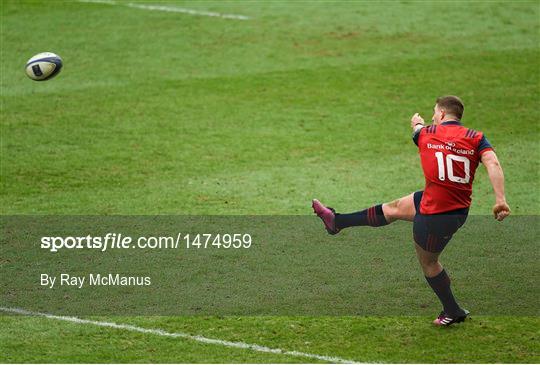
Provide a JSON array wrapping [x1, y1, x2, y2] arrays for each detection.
[[413, 191, 469, 253]]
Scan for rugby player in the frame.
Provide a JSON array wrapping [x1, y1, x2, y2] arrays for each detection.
[[312, 95, 510, 326]]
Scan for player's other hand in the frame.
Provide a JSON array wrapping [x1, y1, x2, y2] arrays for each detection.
[[411, 113, 425, 129], [493, 201, 510, 221]]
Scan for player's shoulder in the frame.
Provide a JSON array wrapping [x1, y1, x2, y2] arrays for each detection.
[[450, 124, 492, 153], [422, 125, 437, 134], [463, 127, 484, 140]]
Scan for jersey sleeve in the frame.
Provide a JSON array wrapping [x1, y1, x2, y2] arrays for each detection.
[[412, 127, 424, 146], [478, 135, 493, 155]]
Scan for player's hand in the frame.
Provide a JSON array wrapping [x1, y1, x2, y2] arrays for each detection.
[[411, 113, 425, 129], [493, 201, 510, 221]]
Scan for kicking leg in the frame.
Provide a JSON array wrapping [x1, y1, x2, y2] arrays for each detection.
[[381, 192, 416, 223], [312, 192, 416, 234]]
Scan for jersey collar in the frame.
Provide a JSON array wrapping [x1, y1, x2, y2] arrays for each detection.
[[441, 120, 462, 126]]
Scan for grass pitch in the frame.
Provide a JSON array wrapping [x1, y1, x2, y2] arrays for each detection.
[[1, 0, 539, 363]]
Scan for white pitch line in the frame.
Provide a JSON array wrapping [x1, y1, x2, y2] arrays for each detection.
[[1, 307, 363, 364], [77, 0, 250, 20]]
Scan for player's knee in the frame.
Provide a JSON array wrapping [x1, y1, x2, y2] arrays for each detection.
[[420, 259, 441, 277], [383, 199, 400, 218]]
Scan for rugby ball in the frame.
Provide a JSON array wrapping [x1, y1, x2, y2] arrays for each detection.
[[25, 52, 63, 81]]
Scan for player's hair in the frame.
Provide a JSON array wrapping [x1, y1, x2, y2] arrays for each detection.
[[436, 95, 464, 119]]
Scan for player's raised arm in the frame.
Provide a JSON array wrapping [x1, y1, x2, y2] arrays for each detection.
[[481, 150, 510, 221]]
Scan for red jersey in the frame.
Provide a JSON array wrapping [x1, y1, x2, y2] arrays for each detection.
[[413, 121, 493, 214]]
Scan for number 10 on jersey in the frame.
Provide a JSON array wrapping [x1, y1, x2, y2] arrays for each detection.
[[435, 152, 470, 184]]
